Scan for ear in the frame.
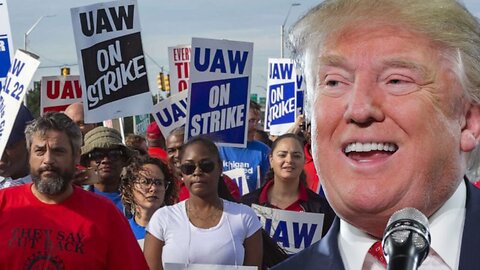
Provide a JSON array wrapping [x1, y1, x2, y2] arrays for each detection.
[[269, 154, 273, 165], [460, 103, 480, 152]]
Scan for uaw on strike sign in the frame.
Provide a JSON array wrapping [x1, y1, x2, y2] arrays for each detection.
[[71, 0, 153, 123], [186, 38, 253, 147]]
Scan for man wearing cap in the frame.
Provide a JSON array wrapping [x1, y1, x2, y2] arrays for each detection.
[[146, 122, 168, 162], [0, 112, 148, 268], [80, 126, 133, 214], [0, 105, 34, 189]]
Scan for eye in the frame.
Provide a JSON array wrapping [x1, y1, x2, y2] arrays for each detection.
[[383, 75, 419, 95], [293, 153, 303, 159], [325, 80, 341, 87], [318, 73, 351, 97]]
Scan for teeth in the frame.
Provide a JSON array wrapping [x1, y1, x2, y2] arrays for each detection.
[[344, 142, 398, 154]]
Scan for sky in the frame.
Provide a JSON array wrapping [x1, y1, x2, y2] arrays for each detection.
[[5, 0, 480, 98]]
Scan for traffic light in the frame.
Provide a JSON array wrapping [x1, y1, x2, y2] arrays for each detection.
[[164, 74, 170, 92], [157, 72, 165, 90], [61, 67, 70, 76]]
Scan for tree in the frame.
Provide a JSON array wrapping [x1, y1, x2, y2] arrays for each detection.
[[26, 81, 41, 118]]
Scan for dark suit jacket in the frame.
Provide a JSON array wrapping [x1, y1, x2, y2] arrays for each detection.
[[272, 179, 480, 270]]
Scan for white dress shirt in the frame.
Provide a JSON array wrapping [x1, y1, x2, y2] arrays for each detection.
[[338, 180, 466, 270]]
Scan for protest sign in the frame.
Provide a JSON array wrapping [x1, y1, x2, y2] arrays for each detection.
[[133, 114, 150, 135], [186, 38, 253, 147], [40, 75, 83, 114], [71, 0, 153, 123], [223, 168, 249, 196], [0, 49, 40, 157], [152, 90, 188, 137], [264, 58, 297, 135], [165, 263, 257, 270], [0, 0, 14, 92], [168, 44, 191, 96], [251, 204, 324, 254], [296, 71, 305, 117]]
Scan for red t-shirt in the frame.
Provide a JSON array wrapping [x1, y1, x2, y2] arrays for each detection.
[[0, 184, 148, 269], [258, 179, 309, 211]]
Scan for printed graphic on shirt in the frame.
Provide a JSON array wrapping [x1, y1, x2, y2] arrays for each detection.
[[8, 227, 85, 269]]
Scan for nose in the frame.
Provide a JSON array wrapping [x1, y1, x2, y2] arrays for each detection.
[[43, 149, 55, 165], [285, 153, 293, 163], [343, 81, 384, 125]]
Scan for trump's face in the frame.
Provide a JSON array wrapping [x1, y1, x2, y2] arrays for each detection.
[[311, 23, 480, 237]]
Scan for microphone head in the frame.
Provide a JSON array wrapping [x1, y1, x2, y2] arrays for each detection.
[[382, 208, 431, 267]]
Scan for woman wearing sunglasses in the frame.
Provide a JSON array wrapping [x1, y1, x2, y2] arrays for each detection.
[[144, 136, 263, 270], [120, 156, 177, 249]]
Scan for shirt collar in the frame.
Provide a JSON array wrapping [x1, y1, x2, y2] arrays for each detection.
[[259, 180, 274, 204], [338, 180, 466, 270], [258, 179, 309, 204]]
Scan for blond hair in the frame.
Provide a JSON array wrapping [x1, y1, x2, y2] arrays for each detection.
[[289, 0, 480, 175]]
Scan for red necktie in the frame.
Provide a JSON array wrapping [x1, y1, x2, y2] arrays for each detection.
[[368, 241, 387, 267]]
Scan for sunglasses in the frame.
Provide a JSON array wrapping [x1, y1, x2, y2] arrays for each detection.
[[180, 160, 215, 175], [87, 149, 125, 162], [136, 178, 169, 189]]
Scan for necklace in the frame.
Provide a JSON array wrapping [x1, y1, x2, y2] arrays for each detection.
[[186, 199, 223, 224]]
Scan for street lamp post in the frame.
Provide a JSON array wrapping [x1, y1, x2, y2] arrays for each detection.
[[24, 15, 56, 52], [281, 3, 300, 58], [22, 14, 55, 106]]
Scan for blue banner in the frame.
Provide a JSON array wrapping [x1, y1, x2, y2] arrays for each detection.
[[0, 36, 11, 81], [187, 77, 248, 145], [266, 82, 296, 130]]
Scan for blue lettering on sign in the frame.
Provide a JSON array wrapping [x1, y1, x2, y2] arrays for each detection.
[[272, 220, 289, 248], [232, 176, 243, 195], [296, 75, 303, 89], [269, 62, 293, 80], [193, 48, 249, 74], [296, 90, 304, 116], [155, 99, 187, 127], [293, 222, 317, 248], [10, 58, 25, 77]]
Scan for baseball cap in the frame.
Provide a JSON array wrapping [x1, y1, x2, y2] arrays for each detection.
[[146, 122, 164, 140]]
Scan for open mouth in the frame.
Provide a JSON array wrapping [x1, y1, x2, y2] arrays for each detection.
[[343, 142, 398, 161]]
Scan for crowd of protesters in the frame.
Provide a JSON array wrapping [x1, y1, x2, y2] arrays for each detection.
[[0, 100, 334, 269]]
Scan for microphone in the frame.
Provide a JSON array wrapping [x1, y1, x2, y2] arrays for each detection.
[[382, 208, 431, 270]]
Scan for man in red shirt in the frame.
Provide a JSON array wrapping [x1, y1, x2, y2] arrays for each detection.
[[0, 112, 148, 269]]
